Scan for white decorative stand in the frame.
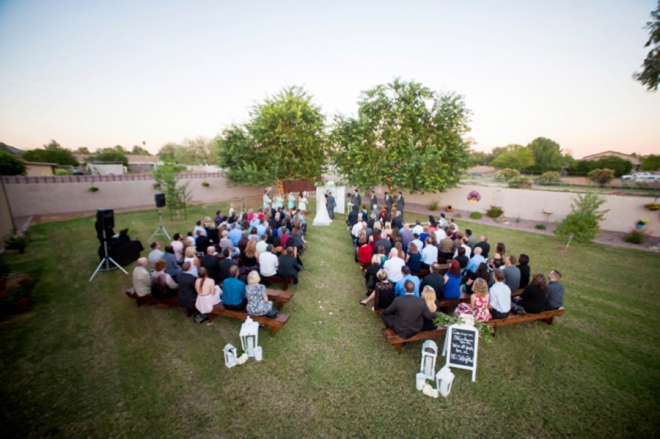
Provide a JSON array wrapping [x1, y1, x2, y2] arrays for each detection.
[[436, 366, 455, 397], [240, 316, 260, 357], [420, 340, 438, 380], [223, 344, 237, 369]]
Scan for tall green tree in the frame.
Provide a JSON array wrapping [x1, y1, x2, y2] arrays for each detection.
[[641, 154, 660, 171], [526, 137, 563, 172], [554, 192, 609, 250], [23, 140, 79, 166], [634, 1, 660, 91], [330, 79, 472, 193], [73, 147, 90, 154], [218, 86, 327, 194], [130, 145, 151, 155], [490, 144, 535, 172], [91, 148, 128, 166], [153, 162, 190, 220], [0, 152, 26, 175]]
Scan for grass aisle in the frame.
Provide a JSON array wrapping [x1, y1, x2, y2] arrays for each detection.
[[0, 201, 659, 437]]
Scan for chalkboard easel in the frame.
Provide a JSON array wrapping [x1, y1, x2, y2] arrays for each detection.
[[442, 324, 479, 382]]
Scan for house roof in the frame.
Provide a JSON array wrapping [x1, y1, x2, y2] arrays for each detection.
[[19, 159, 58, 166], [581, 150, 642, 165], [127, 155, 158, 164]]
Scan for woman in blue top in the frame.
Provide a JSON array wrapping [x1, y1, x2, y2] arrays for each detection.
[[287, 191, 296, 210], [405, 242, 422, 273], [419, 225, 430, 249], [443, 259, 462, 300]]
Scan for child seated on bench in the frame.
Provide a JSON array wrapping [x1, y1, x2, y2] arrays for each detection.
[[454, 278, 491, 322]]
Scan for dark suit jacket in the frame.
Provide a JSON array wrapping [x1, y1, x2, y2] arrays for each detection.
[[381, 294, 437, 339], [353, 193, 361, 208], [347, 210, 359, 227], [474, 242, 490, 259], [195, 235, 210, 253], [370, 195, 377, 208], [375, 239, 392, 255], [277, 254, 300, 279], [177, 272, 198, 308], [396, 196, 405, 212], [200, 254, 221, 282], [420, 273, 445, 300], [327, 195, 336, 210], [219, 258, 237, 282], [391, 215, 403, 230], [162, 252, 182, 278], [385, 195, 393, 211]]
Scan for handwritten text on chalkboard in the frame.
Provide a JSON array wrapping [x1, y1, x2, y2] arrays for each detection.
[[449, 328, 476, 367]]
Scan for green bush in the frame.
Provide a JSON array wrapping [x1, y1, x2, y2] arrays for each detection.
[[494, 168, 520, 179], [88, 186, 99, 192], [428, 201, 438, 211], [54, 168, 73, 176], [624, 229, 647, 245], [554, 192, 608, 249], [4, 233, 29, 254], [470, 211, 483, 219], [587, 168, 615, 187], [0, 152, 27, 176], [644, 203, 660, 211], [508, 176, 533, 188], [538, 171, 561, 185], [486, 206, 504, 218], [535, 224, 547, 230]]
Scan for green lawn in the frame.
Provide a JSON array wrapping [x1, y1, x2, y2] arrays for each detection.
[[1, 202, 659, 438]]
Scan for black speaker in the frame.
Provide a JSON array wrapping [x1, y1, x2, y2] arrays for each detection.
[[155, 193, 166, 208], [97, 209, 114, 230]]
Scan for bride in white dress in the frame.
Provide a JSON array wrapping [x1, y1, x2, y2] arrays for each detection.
[[312, 189, 332, 226]]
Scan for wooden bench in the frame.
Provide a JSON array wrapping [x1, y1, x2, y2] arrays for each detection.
[[381, 327, 448, 355], [266, 288, 294, 312], [208, 303, 290, 337], [261, 275, 293, 291], [488, 307, 565, 336]]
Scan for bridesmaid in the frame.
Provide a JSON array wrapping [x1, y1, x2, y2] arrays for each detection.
[[287, 191, 296, 210], [298, 191, 308, 215], [274, 193, 284, 209]]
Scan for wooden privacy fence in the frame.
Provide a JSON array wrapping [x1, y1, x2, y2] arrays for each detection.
[[2, 172, 226, 185]]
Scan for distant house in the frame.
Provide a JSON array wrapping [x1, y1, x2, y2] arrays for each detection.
[[73, 153, 90, 164], [86, 162, 125, 175], [21, 160, 58, 177], [127, 155, 158, 172], [581, 151, 642, 169]]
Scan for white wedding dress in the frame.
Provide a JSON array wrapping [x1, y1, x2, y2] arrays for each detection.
[[312, 196, 332, 226]]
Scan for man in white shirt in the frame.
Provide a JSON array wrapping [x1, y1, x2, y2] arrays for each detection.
[[449, 218, 459, 232], [421, 238, 438, 268], [193, 220, 206, 238], [454, 237, 471, 259], [412, 220, 424, 235], [434, 227, 447, 243], [256, 234, 269, 254], [439, 214, 449, 229], [259, 245, 279, 277], [170, 233, 184, 263], [489, 269, 511, 319], [383, 249, 406, 282], [148, 242, 164, 271], [410, 234, 424, 253], [132, 258, 152, 297], [351, 220, 364, 239]]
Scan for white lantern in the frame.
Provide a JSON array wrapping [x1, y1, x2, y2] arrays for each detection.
[[436, 366, 455, 397], [223, 343, 238, 369], [420, 340, 438, 380], [239, 316, 260, 357]]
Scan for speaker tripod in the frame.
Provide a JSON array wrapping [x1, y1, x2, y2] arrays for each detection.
[[89, 231, 129, 282], [149, 208, 170, 241]]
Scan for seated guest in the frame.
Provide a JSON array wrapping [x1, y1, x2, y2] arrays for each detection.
[[381, 280, 438, 339], [503, 255, 521, 292], [443, 260, 462, 300], [200, 246, 221, 283], [375, 245, 387, 266], [220, 230, 239, 257], [434, 225, 447, 243], [513, 273, 547, 314], [351, 218, 364, 240], [391, 211, 403, 230], [421, 286, 439, 331], [517, 254, 531, 288], [400, 223, 413, 248], [453, 236, 471, 259], [410, 234, 424, 255], [358, 237, 374, 265], [494, 242, 506, 263], [278, 227, 291, 248], [151, 259, 179, 298], [256, 234, 269, 255], [412, 220, 424, 235], [248, 227, 260, 243], [454, 278, 491, 322], [205, 219, 219, 244], [148, 242, 164, 271], [162, 245, 182, 279], [394, 242, 405, 260], [219, 248, 237, 282], [171, 233, 184, 264], [195, 230, 210, 253], [241, 241, 260, 270], [405, 242, 422, 273], [245, 271, 278, 318], [452, 232, 464, 253], [228, 223, 242, 246], [438, 213, 448, 228], [363, 255, 382, 294], [546, 270, 565, 310], [185, 231, 195, 246], [454, 246, 469, 270], [465, 247, 486, 273], [463, 262, 489, 295], [394, 266, 420, 297], [259, 245, 279, 278], [346, 205, 359, 228], [132, 257, 151, 297], [368, 269, 395, 310], [177, 261, 198, 310], [221, 265, 247, 310], [193, 220, 206, 237], [419, 225, 430, 247], [183, 245, 200, 277], [194, 267, 221, 319], [374, 235, 392, 256], [420, 263, 445, 300], [474, 235, 490, 258], [420, 237, 438, 269], [438, 235, 454, 260], [383, 248, 406, 283], [489, 269, 511, 319], [278, 247, 302, 285]]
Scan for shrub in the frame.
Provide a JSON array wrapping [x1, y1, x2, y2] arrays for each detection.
[[624, 229, 647, 245], [0, 275, 38, 316], [554, 192, 608, 249], [4, 233, 29, 254], [428, 201, 438, 211], [88, 186, 99, 192], [495, 168, 520, 179], [538, 171, 561, 185], [470, 211, 483, 219], [0, 152, 27, 176], [644, 203, 660, 211], [508, 176, 532, 188], [54, 168, 73, 176], [535, 224, 547, 230], [587, 168, 615, 187], [202, 181, 210, 187], [486, 206, 504, 218]]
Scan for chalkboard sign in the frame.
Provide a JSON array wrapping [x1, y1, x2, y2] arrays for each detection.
[[442, 324, 479, 381]]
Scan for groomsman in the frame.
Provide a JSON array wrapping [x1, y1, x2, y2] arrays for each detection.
[[370, 191, 378, 210], [353, 188, 361, 210], [397, 190, 405, 219], [326, 190, 336, 219], [385, 191, 393, 212]]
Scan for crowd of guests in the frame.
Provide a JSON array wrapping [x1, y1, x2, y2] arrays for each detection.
[[133, 202, 308, 324], [347, 208, 565, 340]]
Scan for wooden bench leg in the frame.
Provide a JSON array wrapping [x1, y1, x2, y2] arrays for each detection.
[[270, 326, 280, 337], [544, 317, 554, 325], [394, 343, 402, 355], [136, 297, 146, 307], [208, 313, 216, 323], [185, 308, 195, 317], [276, 302, 284, 312]]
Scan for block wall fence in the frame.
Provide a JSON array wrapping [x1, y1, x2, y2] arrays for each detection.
[[2, 173, 265, 218]]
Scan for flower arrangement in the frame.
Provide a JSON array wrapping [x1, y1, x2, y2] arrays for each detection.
[[467, 190, 481, 204], [486, 205, 504, 218], [88, 186, 99, 192], [202, 181, 210, 187], [433, 313, 494, 343]]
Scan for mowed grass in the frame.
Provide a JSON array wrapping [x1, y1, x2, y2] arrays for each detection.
[[0, 202, 659, 438]]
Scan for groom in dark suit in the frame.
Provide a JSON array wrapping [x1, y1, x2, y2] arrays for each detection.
[[396, 190, 405, 220], [381, 280, 437, 339], [325, 190, 336, 219], [370, 190, 377, 210], [384, 191, 393, 213], [352, 189, 361, 210]]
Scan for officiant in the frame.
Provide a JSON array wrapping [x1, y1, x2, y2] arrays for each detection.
[[325, 190, 336, 219]]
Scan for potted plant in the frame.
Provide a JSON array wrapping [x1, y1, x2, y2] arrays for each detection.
[[445, 205, 453, 212], [88, 186, 99, 192], [637, 218, 648, 229], [644, 203, 660, 211], [202, 181, 210, 187]]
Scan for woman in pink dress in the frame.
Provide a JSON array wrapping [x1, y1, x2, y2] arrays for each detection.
[[454, 278, 491, 322]]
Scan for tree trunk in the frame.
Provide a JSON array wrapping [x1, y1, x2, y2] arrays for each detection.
[[168, 205, 173, 221], [277, 180, 284, 199]]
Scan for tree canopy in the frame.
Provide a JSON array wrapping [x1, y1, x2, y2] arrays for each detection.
[[0, 152, 26, 176], [23, 140, 79, 166], [526, 137, 563, 172], [555, 192, 609, 249], [158, 137, 218, 165], [330, 79, 472, 193], [490, 144, 535, 172], [131, 145, 151, 155], [641, 154, 660, 171], [92, 148, 128, 166], [218, 86, 326, 192], [634, 1, 660, 91]]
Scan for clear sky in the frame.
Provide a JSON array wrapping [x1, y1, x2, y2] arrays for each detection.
[[0, 0, 658, 158]]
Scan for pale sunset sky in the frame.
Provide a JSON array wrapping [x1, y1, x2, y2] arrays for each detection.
[[0, 0, 658, 158]]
